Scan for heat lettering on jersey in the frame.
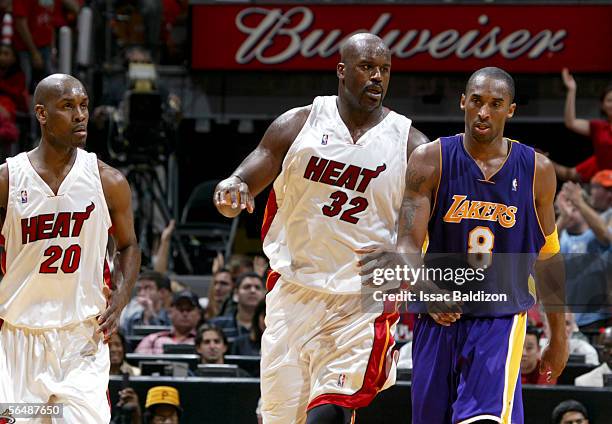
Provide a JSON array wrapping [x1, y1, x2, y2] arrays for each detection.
[[443, 195, 517, 228], [303, 155, 386, 193], [21, 202, 95, 244]]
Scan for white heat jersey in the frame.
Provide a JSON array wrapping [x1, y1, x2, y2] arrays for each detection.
[[263, 96, 410, 294], [0, 149, 112, 328]]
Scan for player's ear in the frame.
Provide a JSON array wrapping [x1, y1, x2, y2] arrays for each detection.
[[460, 94, 466, 110], [337, 62, 345, 80], [34, 104, 47, 124], [507, 102, 516, 119]]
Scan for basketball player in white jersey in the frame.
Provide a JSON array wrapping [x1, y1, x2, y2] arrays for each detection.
[[214, 33, 429, 424], [0, 74, 141, 422]]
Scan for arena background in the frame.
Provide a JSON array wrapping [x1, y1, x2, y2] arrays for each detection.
[[5, 0, 612, 423]]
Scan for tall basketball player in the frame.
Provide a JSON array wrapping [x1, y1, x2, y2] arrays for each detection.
[[0, 74, 141, 422], [402, 67, 569, 423], [214, 33, 429, 424]]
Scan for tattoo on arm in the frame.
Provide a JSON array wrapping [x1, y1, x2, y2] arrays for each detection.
[[407, 170, 426, 192], [403, 201, 418, 230]]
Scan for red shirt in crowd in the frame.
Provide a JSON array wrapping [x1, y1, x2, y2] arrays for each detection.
[[13, 0, 56, 51], [575, 119, 612, 181], [521, 360, 558, 385]]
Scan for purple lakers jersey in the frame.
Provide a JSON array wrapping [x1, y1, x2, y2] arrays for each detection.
[[427, 134, 546, 315]]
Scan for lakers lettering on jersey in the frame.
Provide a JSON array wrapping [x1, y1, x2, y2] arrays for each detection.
[[0, 149, 112, 329], [427, 135, 545, 315], [262, 96, 411, 293]]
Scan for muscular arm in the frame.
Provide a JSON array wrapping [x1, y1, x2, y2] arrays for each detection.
[[215, 106, 310, 218], [533, 153, 568, 378], [396, 140, 440, 253], [98, 161, 141, 338]]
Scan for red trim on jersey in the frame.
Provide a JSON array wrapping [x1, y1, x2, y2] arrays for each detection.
[[106, 388, 111, 410], [261, 188, 278, 241], [266, 270, 281, 291], [108, 226, 115, 235], [307, 311, 399, 411], [103, 259, 112, 290]]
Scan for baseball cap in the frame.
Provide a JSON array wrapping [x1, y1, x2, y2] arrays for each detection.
[[591, 170, 612, 188], [145, 386, 181, 411], [171, 290, 200, 308]]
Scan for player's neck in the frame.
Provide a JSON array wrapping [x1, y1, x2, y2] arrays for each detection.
[[336, 97, 384, 129], [31, 140, 77, 171], [463, 133, 508, 161]]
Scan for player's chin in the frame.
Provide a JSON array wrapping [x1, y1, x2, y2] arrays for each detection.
[[71, 135, 87, 148]]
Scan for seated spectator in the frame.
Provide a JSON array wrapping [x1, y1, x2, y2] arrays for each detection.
[[196, 324, 228, 365], [111, 386, 141, 424], [109, 332, 140, 376], [210, 272, 264, 340], [551, 399, 590, 424], [575, 327, 612, 387], [521, 325, 557, 385], [565, 313, 599, 365], [122, 271, 172, 336], [231, 299, 265, 356], [228, 254, 254, 278], [135, 290, 201, 354], [557, 186, 611, 331], [144, 386, 182, 424], [589, 170, 612, 219], [204, 268, 234, 320], [195, 324, 251, 377]]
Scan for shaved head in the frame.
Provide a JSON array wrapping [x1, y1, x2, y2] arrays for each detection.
[[465, 67, 515, 102], [340, 33, 390, 65], [33, 74, 86, 107]]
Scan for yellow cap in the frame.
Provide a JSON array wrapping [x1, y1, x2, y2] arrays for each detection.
[[145, 386, 181, 410]]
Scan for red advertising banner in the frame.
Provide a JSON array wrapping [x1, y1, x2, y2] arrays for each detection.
[[191, 4, 612, 72]]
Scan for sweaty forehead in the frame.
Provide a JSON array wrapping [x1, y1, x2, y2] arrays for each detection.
[[467, 75, 511, 100], [56, 82, 88, 101], [344, 40, 390, 63]]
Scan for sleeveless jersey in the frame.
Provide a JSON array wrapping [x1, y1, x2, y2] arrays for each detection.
[[0, 149, 112, 328], [262, 96, 411, 294], [427, 134, 546, 315]]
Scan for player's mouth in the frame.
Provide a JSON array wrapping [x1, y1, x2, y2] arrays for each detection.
[[73, 126, 87, 137], [365, 85, 383, 100], [473, 122, 490, 135]]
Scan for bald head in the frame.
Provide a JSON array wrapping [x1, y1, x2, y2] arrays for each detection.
[[34, 74, 86, 107], [340, 33, 390, 65]]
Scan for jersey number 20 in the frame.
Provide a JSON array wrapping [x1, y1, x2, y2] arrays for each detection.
[[40, 244, 82, 273]]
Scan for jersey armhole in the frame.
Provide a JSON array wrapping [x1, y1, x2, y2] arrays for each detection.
[[91, 154, 113, 231], [429, 140, 443, 221]]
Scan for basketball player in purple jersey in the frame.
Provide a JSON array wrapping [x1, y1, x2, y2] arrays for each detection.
[[402, 67, 568, 423]]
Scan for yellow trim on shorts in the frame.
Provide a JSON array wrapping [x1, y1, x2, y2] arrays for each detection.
[[376, 320, 391, 380], [501, 312, 527, 424], [537, 227, 560, 261]]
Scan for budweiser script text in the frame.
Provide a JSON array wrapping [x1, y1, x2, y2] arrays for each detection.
[[235, 7, 566, 65]]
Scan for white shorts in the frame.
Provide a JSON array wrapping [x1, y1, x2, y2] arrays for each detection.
[[0, 318, 110, 423], [261, 277, 398, 424]]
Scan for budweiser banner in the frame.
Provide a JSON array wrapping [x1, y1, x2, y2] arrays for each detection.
[[191, 4, 612, 72]]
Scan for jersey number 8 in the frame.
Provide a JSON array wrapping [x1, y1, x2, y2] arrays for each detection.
[[467, 226, 494, 268]]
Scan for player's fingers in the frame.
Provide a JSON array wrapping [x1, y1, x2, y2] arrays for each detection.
[[229, 188, 239, 208], [246, 192, 255, 213], [356, 249, 383, 267]]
